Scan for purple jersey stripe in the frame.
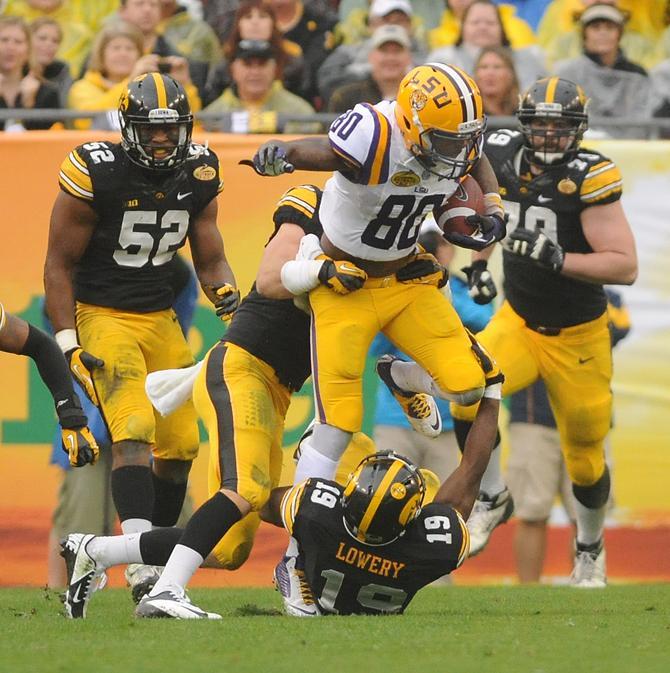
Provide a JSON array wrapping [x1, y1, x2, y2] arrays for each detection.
[[360, 103, 380, 184], [310, 311, 327, 423]]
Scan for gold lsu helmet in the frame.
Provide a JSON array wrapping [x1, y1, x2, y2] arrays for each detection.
[[395, 62, 486, 180]]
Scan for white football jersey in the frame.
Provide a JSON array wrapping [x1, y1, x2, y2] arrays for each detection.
[[321, 100, 460, 261]]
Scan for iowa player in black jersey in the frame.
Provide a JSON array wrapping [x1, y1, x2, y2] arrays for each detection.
[[260, 363, 502, 616], [451, 78, 638, 586], [59, 184, 440, 619], [0, 303, 98, 468], [45, 73, 239, 560]]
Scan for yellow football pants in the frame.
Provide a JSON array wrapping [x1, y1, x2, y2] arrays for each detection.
[[451, 301, 612, 486], [309, 278, 485, 433], [75, 303, 198, 459]]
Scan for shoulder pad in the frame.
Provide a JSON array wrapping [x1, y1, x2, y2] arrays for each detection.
[[280, 481, 309, 535], [273, 184, 320, 229], [328, 103, 391, 184], [571, 152, 623, 205]]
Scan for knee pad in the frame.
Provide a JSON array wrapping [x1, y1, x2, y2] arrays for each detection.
[[210, 513, 261, 570], [572, 465, 610, 508]]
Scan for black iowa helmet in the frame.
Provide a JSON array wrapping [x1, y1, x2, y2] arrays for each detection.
[[516, 77, 588, 166], [342, 451, 426, 546], [118, 72, 193, 171]]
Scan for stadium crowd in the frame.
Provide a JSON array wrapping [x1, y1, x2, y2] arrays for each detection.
[[0, 0, 656, 617], [0, 0, 669, 135]]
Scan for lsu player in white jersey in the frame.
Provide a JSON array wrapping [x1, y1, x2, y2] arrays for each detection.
[[247, 63, 507, 613]]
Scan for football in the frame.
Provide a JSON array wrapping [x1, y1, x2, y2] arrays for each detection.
[[434, 175, 486, 236]]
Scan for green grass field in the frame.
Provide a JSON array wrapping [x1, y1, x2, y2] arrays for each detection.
[[2, 585, 669, 673]]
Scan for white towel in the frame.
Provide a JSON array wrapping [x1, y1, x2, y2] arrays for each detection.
[[145, 361, 204, 417]]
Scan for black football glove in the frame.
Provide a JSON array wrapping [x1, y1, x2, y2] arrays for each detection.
[[396, 252, 449, 288], [445, 213, 507, 251], [211, 283, 241, 320], [317, 256, 368, 294], [461, 259, 497, 305], [505, 228, 564, 272], [64, 347, 104, 407], [239, 141, 295, 176], [56, 394, 99, 467]]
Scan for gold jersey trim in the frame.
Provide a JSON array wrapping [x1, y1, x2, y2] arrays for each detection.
[[280, 481, 307, 534]]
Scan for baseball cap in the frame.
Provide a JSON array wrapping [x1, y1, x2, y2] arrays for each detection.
[[370, 24, 411, 49], [234, 39, 276, 61], [369, 0, 413, 19], [579, 4, 627, 27]]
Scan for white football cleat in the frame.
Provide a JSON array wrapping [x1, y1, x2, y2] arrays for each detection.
[[376, 355, 442, 438], [125, 563, 163, 604], [60, 533, 107, 619], [570, 540, 607, 588], [273, 555, 321, 617], [135, 586, 222, 619], [467, 488, 514, 557]]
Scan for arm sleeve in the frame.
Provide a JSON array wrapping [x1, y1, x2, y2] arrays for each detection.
[[20, 323, 77, 409]]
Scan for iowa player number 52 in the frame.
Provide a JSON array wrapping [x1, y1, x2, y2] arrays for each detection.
[[113, 210, 189, 268]]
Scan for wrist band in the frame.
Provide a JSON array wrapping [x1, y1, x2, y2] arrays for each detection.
[[280, 260, 325, 295], [483, 382, 502, 400], [55, 328, 78, 354]]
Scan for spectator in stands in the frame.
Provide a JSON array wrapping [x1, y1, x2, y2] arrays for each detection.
[[0, 15, 60, 131], [266, 0, 337, 105], [334, 0, 429, 47], [650, 57, 670, 138], [202, 0, 241, 44], [507, 290, 630, 583], [204, 0, 304, 108], [201, 38, 319, 133], [429, 0, 536, 51], [554, 3, 653, 138], [3, 0, 93, 76], [29, 16, 71, 108], [158, 0, 222, 69], [327, 24, 412, 112], [318, 0, 426, 105], [473, 45, 520, 116], [68, 22, 201, 130], [538, 0, 661, 70], [428, 0, 546, 92], [498, 1, 553, 32]]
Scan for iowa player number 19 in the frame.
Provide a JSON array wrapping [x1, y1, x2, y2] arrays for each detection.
[[113, 210, 190, 268]]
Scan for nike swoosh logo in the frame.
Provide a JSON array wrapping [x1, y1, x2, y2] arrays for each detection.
[[65, 434, 75, 451], [579, 356, 595, 364], [430, 418, 440, 431], [339, 264, 361, 274], [70, 584, 84, 604], [72, 364, 91, 385], [538, 195, 552, 203], [177, 191, 192, 200], [56, 399, 67, 408]]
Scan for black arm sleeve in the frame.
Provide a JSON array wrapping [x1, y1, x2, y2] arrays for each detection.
[[20, 323, 76, 407]]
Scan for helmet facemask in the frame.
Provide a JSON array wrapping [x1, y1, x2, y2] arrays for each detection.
[[341, 452, 426, 546], [413, 119, 485, 180], [120, 106, 193, 172], [518, 101, 587, 168]]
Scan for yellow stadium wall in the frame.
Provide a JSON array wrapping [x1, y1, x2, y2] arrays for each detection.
[[0, 133, 668, 587]]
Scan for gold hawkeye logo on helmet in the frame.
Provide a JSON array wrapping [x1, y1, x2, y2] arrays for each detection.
[[390, 482, 407, 499]]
